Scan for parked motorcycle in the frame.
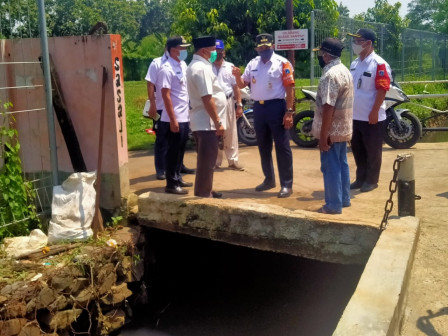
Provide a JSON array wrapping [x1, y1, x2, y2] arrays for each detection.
[[237, 87, 257, 146], [290, 81, 423, 149]]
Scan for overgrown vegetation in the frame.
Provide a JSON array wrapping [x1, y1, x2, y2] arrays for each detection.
[[0, 102, 39, 242]]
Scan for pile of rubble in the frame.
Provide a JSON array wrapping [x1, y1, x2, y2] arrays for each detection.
[[0, 226, 145, 336]]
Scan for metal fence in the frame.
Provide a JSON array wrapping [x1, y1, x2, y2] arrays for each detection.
[[311, 10, 448, 83], [0, 0, 55, 235]]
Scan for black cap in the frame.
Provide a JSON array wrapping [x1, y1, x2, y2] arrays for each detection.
[[347, 28, 376, 43], [255, 33, 273, 47], [192, 36, 216, 49], [166, 36, 190, 50], [313, 38, 344, 57]]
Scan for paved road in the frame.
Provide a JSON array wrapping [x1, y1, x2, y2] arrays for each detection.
[[129, 141, 448, 335]]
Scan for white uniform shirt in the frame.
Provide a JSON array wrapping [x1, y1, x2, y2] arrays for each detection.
[[158, 56, 189, 123], [241, 53, 291, 101], [350, 51, 392, 122], [144, 52, 168, 111], [212, 60, 236, 97], [186, 54, 227, 132]]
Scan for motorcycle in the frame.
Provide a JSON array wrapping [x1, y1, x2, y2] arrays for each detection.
[[237, 87, 257, 146], [290, 80, 423, 149]]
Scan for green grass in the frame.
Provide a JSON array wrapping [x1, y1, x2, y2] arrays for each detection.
[[125, 81, 155, 151], [124, 79, 448, 150]]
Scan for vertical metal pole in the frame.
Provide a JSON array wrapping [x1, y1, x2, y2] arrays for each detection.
[[380, 24, 384, 56], [310, 11, 315, 86], [37, 0, 59, 185], [401, 31, 405, 82], [397, 154, 416, 216], [286, 0, 295, 71], [432, 36, 435, 80], [419, 32, 423, 76]]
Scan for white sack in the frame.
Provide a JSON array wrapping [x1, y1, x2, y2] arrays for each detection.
[[47, 172, 96, 244], [3, 229, 48, 258]]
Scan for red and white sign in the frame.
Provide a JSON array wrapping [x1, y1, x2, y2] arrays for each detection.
[[274, 29, 308, 50]]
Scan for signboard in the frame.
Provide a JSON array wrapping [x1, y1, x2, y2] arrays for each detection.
[[274, 29, 308, 50]]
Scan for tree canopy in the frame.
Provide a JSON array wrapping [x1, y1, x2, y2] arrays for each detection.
[[407, 0, 448, 34]]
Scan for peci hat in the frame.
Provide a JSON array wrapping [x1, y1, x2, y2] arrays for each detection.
[[255, 33, 273, 48], [215, 39, 225, 50], [312, 38, 344, 57], [166, 36, 191, 50], [347, 28, 376, 43], [192, 36, 216, 49]]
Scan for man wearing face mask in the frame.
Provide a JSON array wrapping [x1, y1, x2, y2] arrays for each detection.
[[347, 28, 392, 193], [158, 36, 192, 195], [232, 33, 295, 198], [212, 39, 244, 171], [311, 38, 354, 214], [186, 36, 226, 198], [145, 48, 169, 180]]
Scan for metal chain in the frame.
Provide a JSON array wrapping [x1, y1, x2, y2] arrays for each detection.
[[380, 156, 405, 231]]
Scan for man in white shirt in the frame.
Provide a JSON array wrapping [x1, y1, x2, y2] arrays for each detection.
[[158, 36, 192, 195], [233, 33, 295, 198], [186, 36, 226, 198], [212, 39, 244, 171], [145, 50, 168, 180], [347, 28, 392, 193]]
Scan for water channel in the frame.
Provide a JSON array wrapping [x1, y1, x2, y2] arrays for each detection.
[[118, 229, 365, 336]]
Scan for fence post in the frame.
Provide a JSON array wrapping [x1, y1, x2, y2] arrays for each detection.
[[397, 154, 416, 216], [432, 36, 436, 80], [401, 31, 405, 81], [310, 11, 315, 86], [419, 32, 423, 76], [37, 0, 59, 186], [380, 24, 384, 56]]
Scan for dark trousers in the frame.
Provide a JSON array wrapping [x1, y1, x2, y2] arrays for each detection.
[[154, 110, 167, 175], [351, 120, 385, 184], [253, 99, 293, 188], [159, 121, 189, 188], [193, 131, 218, 197]]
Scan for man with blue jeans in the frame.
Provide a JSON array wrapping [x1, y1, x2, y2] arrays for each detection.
[[312, 38, 354, 214]]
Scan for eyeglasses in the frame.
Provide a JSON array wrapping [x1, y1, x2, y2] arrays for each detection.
[[357, 78, 362, 89], [353, 39, 367, 45]]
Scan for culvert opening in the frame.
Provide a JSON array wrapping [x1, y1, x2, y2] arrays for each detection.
[[118, 228, 365, 336]]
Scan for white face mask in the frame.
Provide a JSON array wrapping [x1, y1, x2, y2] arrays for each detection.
[[352, 43, 365, 56]]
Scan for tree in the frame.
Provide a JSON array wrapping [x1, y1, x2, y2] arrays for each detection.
[[139, 0, 175, 39], [337, 2, 350, 17], [407, 0, 448, 34], [43, 0, 146, 40]]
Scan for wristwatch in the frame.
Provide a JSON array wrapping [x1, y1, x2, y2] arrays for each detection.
[[237, 102, 243, 107]]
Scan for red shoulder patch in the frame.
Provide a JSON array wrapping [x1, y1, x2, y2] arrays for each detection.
[[282, 62, 295, 87], [375, 63, 390, 91]]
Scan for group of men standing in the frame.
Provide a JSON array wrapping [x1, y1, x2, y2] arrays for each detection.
[[145, 35, 246, 198], [144, 28, 391, 213]]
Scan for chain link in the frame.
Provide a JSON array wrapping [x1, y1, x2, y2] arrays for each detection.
[[380, 156, 406, 231]]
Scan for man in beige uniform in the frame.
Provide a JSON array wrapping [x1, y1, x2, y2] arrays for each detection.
[[212, 39, 244, 171]]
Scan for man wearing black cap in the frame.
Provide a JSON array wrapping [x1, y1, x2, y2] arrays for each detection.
[[186, 36, 226, 198], [347, 28, 392, 193], [311, 38, 354, 214], [232, 33, 295, 198], [159, 36, 192, 195]]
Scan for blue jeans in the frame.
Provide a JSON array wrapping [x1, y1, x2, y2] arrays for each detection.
[[320, 142, 351, 212]]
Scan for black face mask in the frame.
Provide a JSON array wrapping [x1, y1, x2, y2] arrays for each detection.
[[317, 55, 326, 69]]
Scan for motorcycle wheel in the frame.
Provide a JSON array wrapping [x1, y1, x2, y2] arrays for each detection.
[[237, 111, 257, 146], [383, 112, 422, 149], [290, 110, 318, 148]]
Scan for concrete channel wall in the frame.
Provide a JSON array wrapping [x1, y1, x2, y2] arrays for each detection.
[[334, 216, 420, 336], [138, 193, 420, 334], [138, 191, 380, 265]]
